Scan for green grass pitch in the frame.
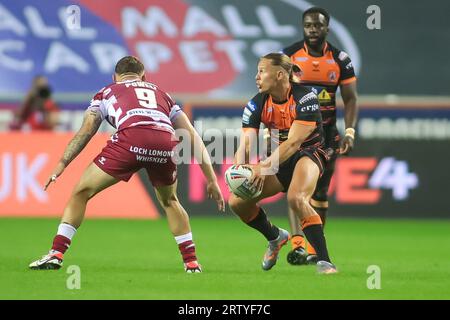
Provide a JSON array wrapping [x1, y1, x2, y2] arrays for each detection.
[[0, 217, 449, 300]]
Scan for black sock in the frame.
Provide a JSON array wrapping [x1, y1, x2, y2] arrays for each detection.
[[311, 206, 328, 228], [246, 208, 279, 241], [302, 224, 331, 263]]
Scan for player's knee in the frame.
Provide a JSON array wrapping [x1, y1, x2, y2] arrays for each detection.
[[73, 185, 96, 200], [158, 194, 179, 208], [228, 194, 246, 216], [228, 194, 240, 212], [287, 192, 310, 215]]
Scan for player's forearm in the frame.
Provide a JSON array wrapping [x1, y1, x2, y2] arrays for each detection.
[[234, 143, 249, 164], [343, 97, 358, 129], [199, 161, 217, 184], [199, 147, 217, 183], [191, 129, 217, 183], [59, 110, 101, 166], [262, 139, 301, 171], [59, 132, 94, 166], [235, 129, 258, 164]]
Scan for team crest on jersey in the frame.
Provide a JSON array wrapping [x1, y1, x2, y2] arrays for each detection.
[[110, 133, 119, 143], [328, 71, 337, 81]]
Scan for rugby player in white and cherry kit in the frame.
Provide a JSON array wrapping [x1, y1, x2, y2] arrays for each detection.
[[29, 56, 224, 273]]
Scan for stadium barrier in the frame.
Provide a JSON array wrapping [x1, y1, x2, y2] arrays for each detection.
[[0, 132, 159, 219]]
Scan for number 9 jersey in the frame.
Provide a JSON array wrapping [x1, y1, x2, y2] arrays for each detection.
[[87, 79, 182, 134]]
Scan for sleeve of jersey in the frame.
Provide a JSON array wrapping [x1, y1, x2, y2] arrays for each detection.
[[86, 90, 107, 120], [336, 51, 357, 85], [295, 92, 320, 125], [169, 104, 182, 122], [164, 92, 183, 122], [242, 97, 261, 131]]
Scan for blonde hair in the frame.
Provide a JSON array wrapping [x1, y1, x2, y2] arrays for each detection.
[[261, 53, 301, 83]]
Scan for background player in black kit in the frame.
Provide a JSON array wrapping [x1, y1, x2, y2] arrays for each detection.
[[282, 7, 359, 265]]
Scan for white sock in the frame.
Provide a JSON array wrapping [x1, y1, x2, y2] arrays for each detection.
[[174, 232, 193, 245], [57, 223, 77, 240]]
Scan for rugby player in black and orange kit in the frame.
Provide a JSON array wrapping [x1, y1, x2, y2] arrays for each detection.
[[282, 7, 358, 265], [228, 53, 337, 274]]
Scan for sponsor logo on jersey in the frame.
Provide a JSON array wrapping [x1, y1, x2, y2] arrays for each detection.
[[247, 100, 256, 112], [298, 92, 317, 105], [295, 57, 309, 62], [242, 107, 252, 124], [338, 51, 349, 61], [318, 89, 332, 103], [243, 107, 252, 117], [300, 104, 319, 112], [326, 59, 335, 64]]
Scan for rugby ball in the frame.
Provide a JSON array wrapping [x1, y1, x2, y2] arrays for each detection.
[[224, 165, 262, 199]]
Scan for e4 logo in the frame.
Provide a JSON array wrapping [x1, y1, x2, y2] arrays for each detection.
[[330, 157, 418, 204], [368, 157, 418, 200]]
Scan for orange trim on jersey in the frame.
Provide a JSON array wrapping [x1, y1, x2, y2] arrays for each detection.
[[340, 76, 357, 85], [294, 120, 317, 127]]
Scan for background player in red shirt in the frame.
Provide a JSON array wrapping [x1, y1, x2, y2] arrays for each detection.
[[228, 53, 337, 274], [282, 7, 359, 265], [29, 56, 224, 273]]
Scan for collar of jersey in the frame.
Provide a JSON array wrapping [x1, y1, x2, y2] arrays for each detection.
[[116, 79, 140, 84], [303, 41, 329, 56]]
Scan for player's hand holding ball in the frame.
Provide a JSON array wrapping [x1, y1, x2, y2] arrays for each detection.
[[225, 165, 263, 200], [247, 164, 265, 196]]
